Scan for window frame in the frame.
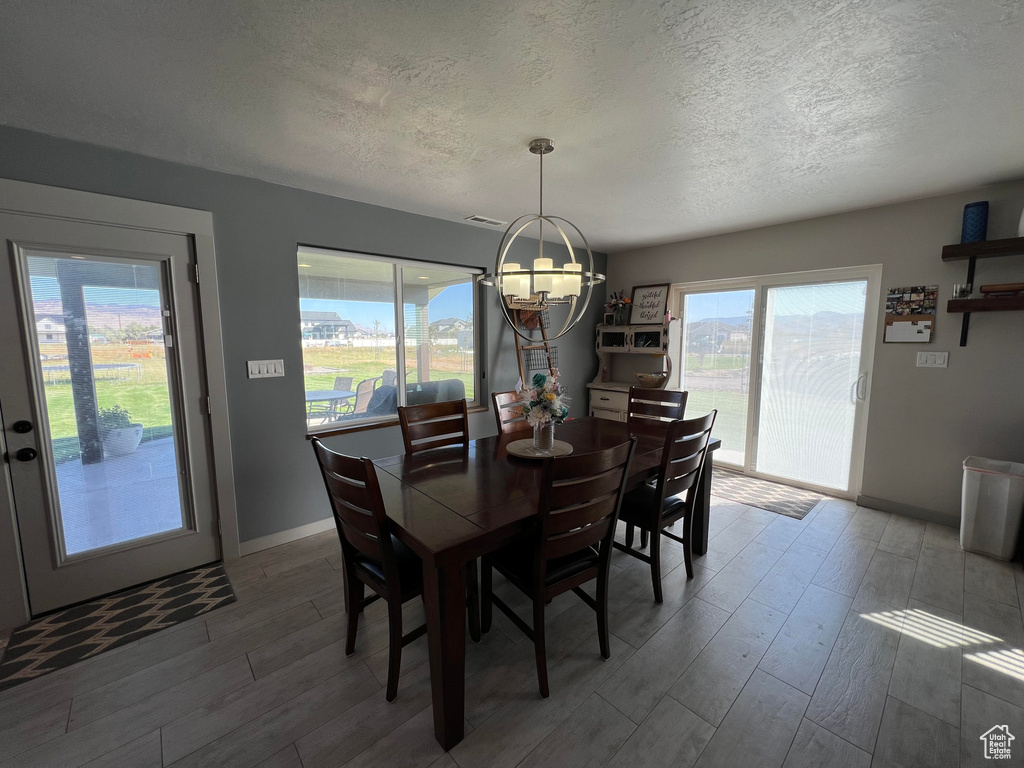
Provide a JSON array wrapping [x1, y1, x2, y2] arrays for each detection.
[[298, 245, 484, 437]]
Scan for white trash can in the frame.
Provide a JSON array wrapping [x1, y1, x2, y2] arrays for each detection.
[[960, 457, 1024, 560]]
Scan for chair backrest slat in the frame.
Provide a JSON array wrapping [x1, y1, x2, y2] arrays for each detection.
[[656, 411, 717, 508], [333, 376, 354, 392], [312, 438, 397, 579], [398, 399, 469, 455], [492, 390, 529, 434], [536, 439, 636, 580], [628, 386, 687, 428]]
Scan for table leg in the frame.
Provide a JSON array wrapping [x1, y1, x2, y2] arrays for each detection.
[[692, 455, 713, 556], [422, 558, 467, 750]]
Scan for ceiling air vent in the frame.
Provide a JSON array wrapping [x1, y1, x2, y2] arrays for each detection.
[[465, 214, 507, 227]]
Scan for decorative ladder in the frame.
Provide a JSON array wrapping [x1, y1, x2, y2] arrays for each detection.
[[511, 304, 558, 387]]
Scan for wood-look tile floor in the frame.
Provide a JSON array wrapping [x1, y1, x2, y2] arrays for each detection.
[[2, 497, 1023, 767]]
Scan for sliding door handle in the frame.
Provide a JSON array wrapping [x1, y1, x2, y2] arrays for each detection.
[[855, 372, 868, 401]]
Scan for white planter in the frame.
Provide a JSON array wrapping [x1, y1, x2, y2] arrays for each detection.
[[102, 424, 144, 458]]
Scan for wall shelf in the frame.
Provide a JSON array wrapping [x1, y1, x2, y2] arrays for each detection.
[[942, 236, 1024, 262], [947, 296, 1024, 313], [943, 236, 1024, 345]]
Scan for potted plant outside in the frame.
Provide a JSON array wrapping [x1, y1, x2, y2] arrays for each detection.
[[99, 405, 144, 458]]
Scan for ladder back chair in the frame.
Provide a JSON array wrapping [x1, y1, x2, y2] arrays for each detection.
[[491, 390, 529, 434], [613, 411, 717, 603], [311, 438, 425, 701], [481, 438, 636, 698], [396, 398, 480, 642], [627, 386, 687, 427], [397, 398, 469, 455], [625, 386, 688, 548]]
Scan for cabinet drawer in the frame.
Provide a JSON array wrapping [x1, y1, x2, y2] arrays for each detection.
[[590, 390, 628, 412], [591, 407, 624, 422]]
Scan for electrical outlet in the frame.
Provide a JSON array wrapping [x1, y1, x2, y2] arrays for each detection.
[[916, 351, 948, 368], [247, 359, 285, 378]]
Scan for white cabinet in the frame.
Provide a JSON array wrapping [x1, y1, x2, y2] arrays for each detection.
[[590, 320, 682, 416], [588, 385, 629, 421]]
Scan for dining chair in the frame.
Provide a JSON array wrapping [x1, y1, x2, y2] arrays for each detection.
[[491, 390, 529, 434], [625, 386, 688, 548], [480, 438, 637, 698], [351, 377, 379, 415], [397, 398, 469, 455], [396, 397, 480, 642], [627, 386, 687, 427], [613, 411, 717, 603], [311, 438, 425, 701]]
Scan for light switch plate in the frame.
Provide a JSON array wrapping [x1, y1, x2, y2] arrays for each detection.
[[247, 359, 285, 378], [916, 351, 948, 368]]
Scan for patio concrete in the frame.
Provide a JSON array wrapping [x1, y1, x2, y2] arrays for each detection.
[[55, 436, 184, 555]]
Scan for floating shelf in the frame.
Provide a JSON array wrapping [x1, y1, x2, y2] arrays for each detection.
[[947, 296, 1024, 313], [943, 236, 1024, 345], [941, 236, 1024, 262]]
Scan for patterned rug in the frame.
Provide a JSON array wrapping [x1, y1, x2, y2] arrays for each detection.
[[0, 563, 235, 691], [711, 469, 827, 520]]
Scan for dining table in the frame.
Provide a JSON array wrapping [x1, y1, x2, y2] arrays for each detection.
[[371, 416, 721, 750]]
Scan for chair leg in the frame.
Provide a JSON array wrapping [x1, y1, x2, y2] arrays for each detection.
[[533, 598, 549, 698], [597, 569, 611, 659], [344, 567, 362, 656], [386, 598, 403, 702], [466, 560, 481, 643], [625, 523, 635, 549], [481, 558, 493, 634], [640, 528, 649, 549], [650, 529, 664, 604], [682, 513, 694, 580]]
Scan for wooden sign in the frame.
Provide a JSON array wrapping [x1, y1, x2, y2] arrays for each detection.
[[629, 284, 669, 325]]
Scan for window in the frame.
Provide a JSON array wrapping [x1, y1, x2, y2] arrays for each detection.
[[297, 246, 481, 432]]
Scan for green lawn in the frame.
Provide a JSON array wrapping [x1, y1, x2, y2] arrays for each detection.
[[301, 344, 476, 400], [685, 389, 747, 465]]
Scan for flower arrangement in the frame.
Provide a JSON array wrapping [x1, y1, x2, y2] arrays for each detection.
[[606, 290, 631, 324], [519, 371, 570, 427]]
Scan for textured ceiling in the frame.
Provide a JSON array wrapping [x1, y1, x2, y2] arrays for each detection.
[[1, 0, 1022, 252]]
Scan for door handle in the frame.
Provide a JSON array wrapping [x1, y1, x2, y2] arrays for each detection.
[[15, 447, 38, 462], [856, 372, 867, 401]]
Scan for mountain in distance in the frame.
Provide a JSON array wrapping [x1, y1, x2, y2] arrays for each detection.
[[33, 299, 162, 330]]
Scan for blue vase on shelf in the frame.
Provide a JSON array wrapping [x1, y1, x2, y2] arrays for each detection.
[[961, 201, 989, 244]]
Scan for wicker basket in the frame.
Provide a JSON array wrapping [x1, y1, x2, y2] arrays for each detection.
[[635, 372, 669, 388]]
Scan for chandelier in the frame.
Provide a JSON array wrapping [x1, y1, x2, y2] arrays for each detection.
[[479, 138, 605, 342]]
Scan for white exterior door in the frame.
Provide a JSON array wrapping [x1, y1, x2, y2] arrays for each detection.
[[0, 212, 220, 614]]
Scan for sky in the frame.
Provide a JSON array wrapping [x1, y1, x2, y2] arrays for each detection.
[[300, 282, 472, 331]]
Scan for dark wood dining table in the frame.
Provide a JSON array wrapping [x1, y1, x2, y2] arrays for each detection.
[[372, 416, 721, 750]]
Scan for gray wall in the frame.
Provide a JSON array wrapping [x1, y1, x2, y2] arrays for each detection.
[[606, 183, 1024, 528], [0, 126, 606, 544], [609, 182, 1024, 524]]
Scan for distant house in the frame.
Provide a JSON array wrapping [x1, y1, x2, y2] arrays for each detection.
[[429, 317, 471, 335], [686, 320, 749, 349], [35, 315, 67, 344], [300, 311, 361, 340]]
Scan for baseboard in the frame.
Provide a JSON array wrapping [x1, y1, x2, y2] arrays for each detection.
[[238, 517, 335, 557], [856, 495, 959, 529]]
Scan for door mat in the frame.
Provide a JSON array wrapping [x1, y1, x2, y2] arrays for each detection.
[[0, 563, 235, 691], [711, 469, 827, 520]]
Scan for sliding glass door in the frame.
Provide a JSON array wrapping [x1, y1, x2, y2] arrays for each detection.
[[680, 289, 755, 467], [754, 280, 868, 492], [675, 267, 880, 496]]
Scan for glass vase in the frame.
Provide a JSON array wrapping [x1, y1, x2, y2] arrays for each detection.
[[534, 422, 555, 451]]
